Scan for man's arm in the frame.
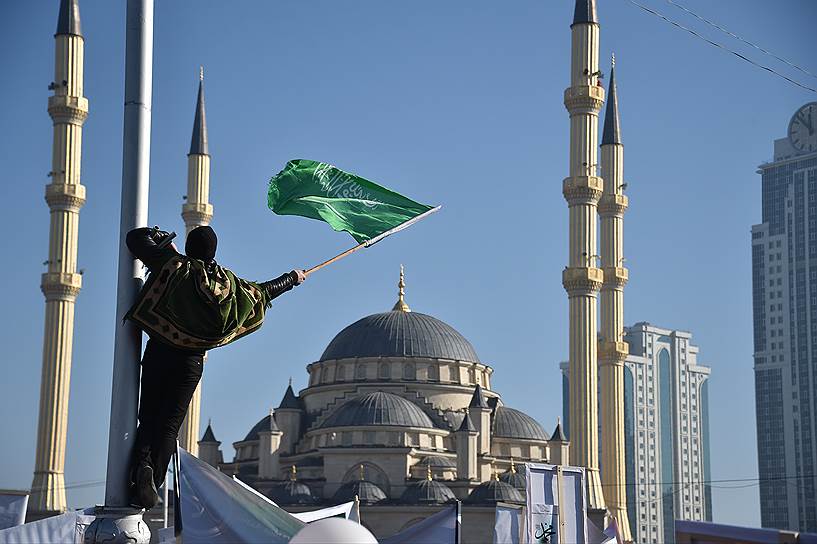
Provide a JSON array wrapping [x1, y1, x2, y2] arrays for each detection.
[[259, 270, 305, 302], [126, 227, 179, 273]]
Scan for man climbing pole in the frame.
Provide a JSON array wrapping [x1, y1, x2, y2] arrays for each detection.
[[124, 225, 305, 509]]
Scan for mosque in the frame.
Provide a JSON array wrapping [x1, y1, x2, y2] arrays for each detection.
[[31, 0, 634, 540], [196, 269, 569, 539]]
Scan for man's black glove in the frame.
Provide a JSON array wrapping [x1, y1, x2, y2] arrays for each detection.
[[149, 226, 177, 250]]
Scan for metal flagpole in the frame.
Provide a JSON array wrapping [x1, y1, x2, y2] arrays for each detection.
[[85, 0, 153, 541], [304, 206, 440, 276]]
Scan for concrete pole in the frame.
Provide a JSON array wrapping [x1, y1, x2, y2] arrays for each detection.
[[86, 0, 153, 541]]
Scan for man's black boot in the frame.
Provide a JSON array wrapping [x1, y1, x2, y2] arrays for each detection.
[[132, 463, 160, 509]]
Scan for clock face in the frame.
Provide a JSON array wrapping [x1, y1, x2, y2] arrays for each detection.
[[788, 102, 817, 153]]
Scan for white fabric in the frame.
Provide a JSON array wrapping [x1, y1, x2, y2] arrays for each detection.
[[0, 495, 28, 530], [525, 463, 588, 544], [177, 448, 305, 543], [0, 507, 94, 544], [379, 504, 458, 544], [292, 502, 355, 523], [493, 503, 525, 544]]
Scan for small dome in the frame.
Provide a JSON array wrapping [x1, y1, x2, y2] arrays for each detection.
[[418, 456, 457, 468], [401, 479, 456, 504], [267, 480, 317, 506], [242, 414, 279, 442], [333, 480, 388, 505], [319, 392, 436, 429], [466, 479, 525, 504], [499, 469, 527, 492], [320, 311, 480, 363], [493, 406, 549, 441]]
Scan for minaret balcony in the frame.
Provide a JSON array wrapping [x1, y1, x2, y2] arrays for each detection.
[[600, 267, 628, 288], [45, 182, 86, 211], [563, 176, 603, 205], [182, 202, 214, 225], [598, 341, 630, 364], [563, 85, 604, 114], [40, 272, 82, 301], [47, 95, 88, 125], [562, 267, 603, 295], [598, 194, 628, 216]]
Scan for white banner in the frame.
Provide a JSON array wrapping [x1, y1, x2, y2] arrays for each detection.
[[525, 463, 588, 544], [0, 507, 94, 544], [0, 494, 28, 530], [493, 502, 525, 544]]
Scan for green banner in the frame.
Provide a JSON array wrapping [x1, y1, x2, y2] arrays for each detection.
[[268, 159, 434, 244]]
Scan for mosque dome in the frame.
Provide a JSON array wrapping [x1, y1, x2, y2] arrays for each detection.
[[319, 392, 436, 429], [400, 478, 456, 504], [465, 479, 525, 504], [499, 464, 527, 492], [267, 480, 317, 506], [333, 480, 388, 505], [243, 414, 275, 442], [493, 406, 549, 441], [319, 311, 480, 363]]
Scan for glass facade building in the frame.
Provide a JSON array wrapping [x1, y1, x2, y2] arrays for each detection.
[[752, 128, 817, 532], [561, 323, 712, 544]]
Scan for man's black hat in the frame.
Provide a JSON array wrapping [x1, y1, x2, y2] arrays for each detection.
[[186, 226, 217, 262]]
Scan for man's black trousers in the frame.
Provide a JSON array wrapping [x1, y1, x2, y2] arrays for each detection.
[[132, 339, 204, 488]]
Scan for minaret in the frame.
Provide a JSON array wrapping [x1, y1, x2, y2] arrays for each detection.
[[599, 55, 633, 540], [30, 0, 88, 516], [562, 0, 606, 510], [178, 68, 213, 456]]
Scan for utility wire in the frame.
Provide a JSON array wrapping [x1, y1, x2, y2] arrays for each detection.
[[623, 0, 817, 94], [665, 0, 817, 82]]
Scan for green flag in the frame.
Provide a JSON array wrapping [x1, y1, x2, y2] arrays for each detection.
[[268, 159, 436, 244]]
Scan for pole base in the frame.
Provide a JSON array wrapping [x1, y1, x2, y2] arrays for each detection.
[[84, 506, 151, 544]]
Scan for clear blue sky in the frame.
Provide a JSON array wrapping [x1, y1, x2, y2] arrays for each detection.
[[1, 0, 814, 526]]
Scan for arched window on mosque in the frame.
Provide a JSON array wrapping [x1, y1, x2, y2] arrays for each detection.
[[355, 363, 366, 380], [379, 362, 390, 380], [427, 364, 439, 382], [468, 366, 476, 385], [403, 362, 416, 380], [321, 365, 330, 384]]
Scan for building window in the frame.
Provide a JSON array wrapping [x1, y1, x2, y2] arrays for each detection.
[[355, 364, 366, 380], [403, 363, 416, 380], [379, 363, 390, 380]]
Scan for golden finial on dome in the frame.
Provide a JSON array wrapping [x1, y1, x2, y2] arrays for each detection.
[[359, 464, 365, 481], [392, 264, 411, 312], [290, 465, 297, 481], [199, 65, 204, 81], [510, 457, 517, 474], [427, 463, 433, 481]]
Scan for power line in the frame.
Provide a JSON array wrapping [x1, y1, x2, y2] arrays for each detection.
[[664, 0, 817, 82], [622, 0, 817, 94]]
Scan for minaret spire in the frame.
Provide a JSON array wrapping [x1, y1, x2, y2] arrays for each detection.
[[392, 264, 411, 312], [562, 0, 607, 513], [31, 0, 88, 516], [599, 54, 633, 540], [56, 0, 82, 36], [601, 54, 622, 146], [178, 68, 215, 456]]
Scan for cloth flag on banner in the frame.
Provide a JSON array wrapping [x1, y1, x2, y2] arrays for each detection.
[[379, 503, 459, 544], [0, 507, 94, 544], [586, 516, 618, 544], [525, 463, 588, 544], [177, 448, 304, 543], [268, 159, 438, 244], [291, 501, 357, 523], [0, 493, 28, 530], [493, 502, 525, 544]]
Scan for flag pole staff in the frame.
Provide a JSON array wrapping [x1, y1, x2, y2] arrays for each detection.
[[304, 206, 440, 276]]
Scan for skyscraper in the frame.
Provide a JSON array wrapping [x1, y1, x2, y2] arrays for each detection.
[[623, 323, 712, 544], [752, 102, 817, 532], [31, 0, 87, 517], [561, 322, 713, 544]]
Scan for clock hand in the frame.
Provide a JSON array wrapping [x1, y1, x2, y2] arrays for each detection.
[[796, 111, 813, 134]]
